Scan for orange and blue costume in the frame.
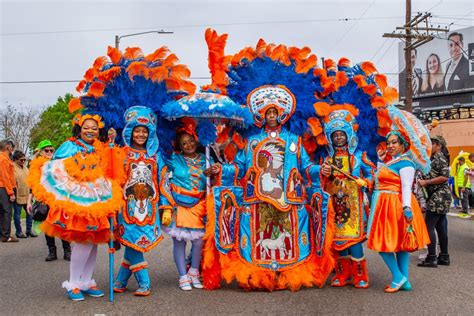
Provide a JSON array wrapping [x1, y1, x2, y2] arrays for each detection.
[[368, 152, 430, 292]]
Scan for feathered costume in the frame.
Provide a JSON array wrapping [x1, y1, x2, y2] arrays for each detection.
[[67, 46, 195, 296], [201, 29, 335, 291], [28, 116, 122, 245]]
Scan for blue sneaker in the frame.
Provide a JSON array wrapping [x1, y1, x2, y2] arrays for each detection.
[[81, 286, 104, 297], [67, 288, 85, 301]]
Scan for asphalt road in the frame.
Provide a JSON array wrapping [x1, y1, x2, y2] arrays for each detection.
[[1, 213, 473, 315]]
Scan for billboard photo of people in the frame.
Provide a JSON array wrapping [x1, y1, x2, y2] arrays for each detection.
[[398, 26, 474, 101]]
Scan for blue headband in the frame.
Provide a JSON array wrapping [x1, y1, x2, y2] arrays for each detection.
[[386, 131, 409, 148]]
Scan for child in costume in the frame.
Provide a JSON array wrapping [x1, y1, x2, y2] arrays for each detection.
[[113, 106, 172, 296], [163, 119, 218, 290], [367, 131, 430, 292], [201, 29, 335, 291], [28, 114, 123, 301], [319, 108, 375, 288]]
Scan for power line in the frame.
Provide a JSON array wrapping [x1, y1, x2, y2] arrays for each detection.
[[328, 0, 376, 54], [370, 38, 390, 60], [0, 77, 212, 84], [1, 16, 404, 36], [374, 39, 396, 65]]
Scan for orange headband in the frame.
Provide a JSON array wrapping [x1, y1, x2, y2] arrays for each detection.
[[72, 114, 105, 129]]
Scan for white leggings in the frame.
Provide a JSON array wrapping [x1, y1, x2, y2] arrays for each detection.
[[62, 243, 98, 291]]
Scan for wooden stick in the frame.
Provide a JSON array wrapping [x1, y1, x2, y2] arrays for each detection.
[[329, 163, 358, 182]]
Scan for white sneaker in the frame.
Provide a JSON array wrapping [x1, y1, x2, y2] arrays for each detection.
[[179, 275, 192, 291], [188, 268, 204, 289]]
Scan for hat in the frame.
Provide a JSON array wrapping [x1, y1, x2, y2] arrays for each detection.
[[430, 135, 446, 147], [36, 140, 53, 150]]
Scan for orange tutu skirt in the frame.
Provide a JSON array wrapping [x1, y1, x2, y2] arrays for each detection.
[[368, 193, 429, 252]]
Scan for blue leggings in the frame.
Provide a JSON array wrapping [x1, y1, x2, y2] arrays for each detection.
[[172, 238, 203, 277], [339, 242, 364, 259], [124, 246, 145, 265], [379, 251, 410, 285]]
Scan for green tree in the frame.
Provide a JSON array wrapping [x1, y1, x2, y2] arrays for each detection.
[[30, 94, 75, 150]]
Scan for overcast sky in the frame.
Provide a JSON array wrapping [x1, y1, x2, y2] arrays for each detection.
[[1, 0, 472, 110]]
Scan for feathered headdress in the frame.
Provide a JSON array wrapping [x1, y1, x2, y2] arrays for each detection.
[[202, 28, 325, 156], [68, 46, 196, 152], [311, 57, 399, 161]]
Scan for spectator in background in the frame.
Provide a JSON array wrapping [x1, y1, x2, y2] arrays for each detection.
[[466, 153, 474, 208], [12, 150, 37, 238], [421, 53, 445, 93], [444, 32, 471, 91], [417, 136, 451, 267], [0, 139, 18, 242], [27, 140, 71, 261], [456, 157, 471, 215]]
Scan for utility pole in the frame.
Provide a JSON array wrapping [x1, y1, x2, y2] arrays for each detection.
[[383, 1, 448, 113]]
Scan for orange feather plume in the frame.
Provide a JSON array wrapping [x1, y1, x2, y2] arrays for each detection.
[[374, 74, 388, 91], [165, 78, 181, 91], [371, 95, 387, 108], [149, 66, 168, 82], [126, 61, 149, 80], [362, 84, 377, 96], [383, 87, 399, 104], [335, 71, 349, 89], [144, 46, 170, 62], [162, 53, 179, 67], [296, 54, 317, 74], [123, 47, 144, 60], [84, 68, 97, 82], [338, 57, 351, 68], [317, 133, 328, 145], [180, 80, 197, 96], [68, 98, 83, 113], [353, 75, 367, 87], [302, 134, 317, 154], [87, 82, 106, 98], [361, 61, 377, 75], [93, 56, 109, 71], [170, 64, 191, 80], [256, 38, 267, 55], [313, 102, 331, 118], [76, 80, 86, 93], [313, 68, 327, 78], [107, 46, 122, 64], [231, 132, 246, 149], [97, 66, 122, 83], [307, 117, 323, 136], [325, 59, 337, 72]]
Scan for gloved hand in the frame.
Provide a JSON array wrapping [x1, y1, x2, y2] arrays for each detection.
[[403, 206, 413, 222], [162, 208, 172, 226], [355, 178, 367, 187]]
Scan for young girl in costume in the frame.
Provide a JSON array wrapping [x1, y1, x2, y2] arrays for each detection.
[[163, 120, 218, 290], [113, 106, 172, 296], [28, 114, 123, 301], [367, 131, 430, 292]]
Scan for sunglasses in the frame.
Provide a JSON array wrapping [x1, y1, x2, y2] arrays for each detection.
[[19, 158, 26, 162], [43, 149, 55, 153]]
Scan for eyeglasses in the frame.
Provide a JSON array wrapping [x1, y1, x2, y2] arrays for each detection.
[[43, 149, 55, 153]]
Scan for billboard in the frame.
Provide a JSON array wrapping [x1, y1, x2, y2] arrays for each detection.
[[398, 26, 474, 108]]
